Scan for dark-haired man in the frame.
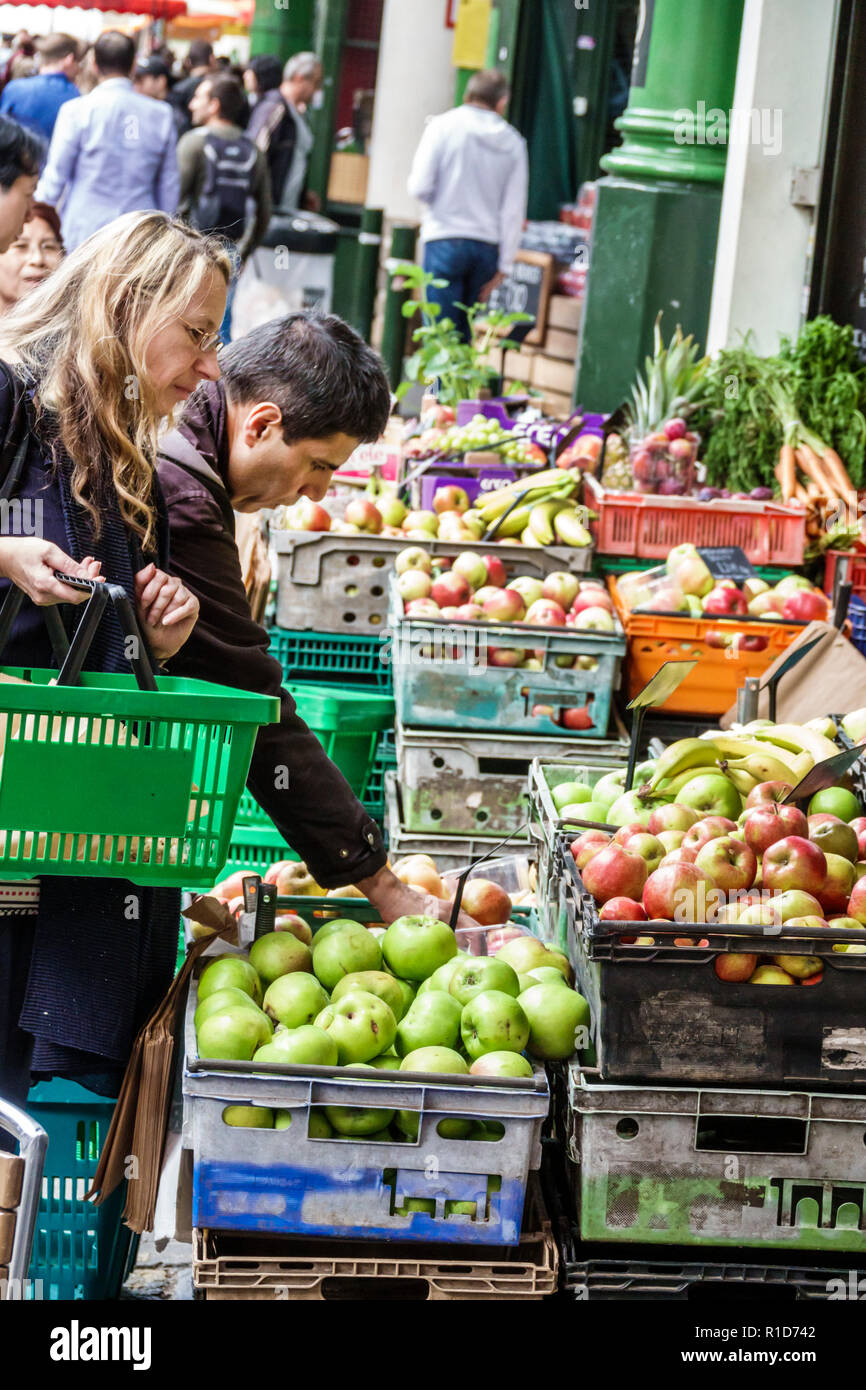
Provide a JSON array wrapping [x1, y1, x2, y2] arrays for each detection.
[[0, 115, 42, 252], [35, 29, 179, 250], [170, 38, 216, 136], [157, 313, 475, 928]]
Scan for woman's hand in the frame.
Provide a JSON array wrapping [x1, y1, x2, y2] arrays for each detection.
[[0, 538, 103, 605], [133, 562, 199, 661]]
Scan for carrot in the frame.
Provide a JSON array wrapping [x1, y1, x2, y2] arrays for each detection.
[[774, 444, 795, 503], [792, 482, 810, 506], [820, 446, 858, 507], [796, 444, 839, 503]]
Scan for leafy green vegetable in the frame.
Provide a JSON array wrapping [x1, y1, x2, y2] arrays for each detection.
[[777, 316, 866, 486]]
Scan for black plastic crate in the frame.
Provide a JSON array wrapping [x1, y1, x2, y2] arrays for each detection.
[[557, 840, 866, 1090], [564, 1253, 866, 1301]]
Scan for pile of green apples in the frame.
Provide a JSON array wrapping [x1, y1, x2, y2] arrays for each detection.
[[194, 914, 589, 1139]]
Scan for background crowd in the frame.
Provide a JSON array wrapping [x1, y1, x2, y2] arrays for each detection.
[[0, 29, 324, 339]]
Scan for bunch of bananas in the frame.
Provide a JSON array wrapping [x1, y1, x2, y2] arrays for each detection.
[[475, 469, 593, 548], [644, 721, 841, 804]]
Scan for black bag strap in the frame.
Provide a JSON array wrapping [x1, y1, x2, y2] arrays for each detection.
[[0, 361, 33, 503], [0, 574, 158, 691]]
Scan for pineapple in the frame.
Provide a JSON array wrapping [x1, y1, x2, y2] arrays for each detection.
[[626, 312, 709, 437]]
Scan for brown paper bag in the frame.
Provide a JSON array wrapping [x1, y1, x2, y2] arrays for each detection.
[[721, 620, 866, 727], [86, 895, 237, 1233]]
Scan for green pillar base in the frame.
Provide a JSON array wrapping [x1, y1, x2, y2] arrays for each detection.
[[575, 177, 722, 413]]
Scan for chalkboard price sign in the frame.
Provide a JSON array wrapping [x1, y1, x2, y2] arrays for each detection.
[[487, 250, 555, 346], [697, 546, 757, 582]]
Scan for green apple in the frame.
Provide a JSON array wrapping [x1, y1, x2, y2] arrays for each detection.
[[222, 1106, 274, 1128], [249, 931, 313, 988], [551, 781, 592, 812], [399, 1045, 468, 1074], [198, 1006, 272, 1061], [519, 982, 589, 1061], [809, 787, 861, 822], [607, 790, 672, 828], [524, 966, 570, 989], [312, 928, 382, 991], [331, 970, 405, 1019], [591, 770, 628, 815], [195, 986, 268, 1033], [506, 576, 543, 608], [395, 991, 462, 1056], [314, 989, 397, 1063], [468, 1121, 505, 1141], [254, 1023, 338, 1066], [676, 773, 742, 821], [421, 955, 466, 994], [274, 1110, 292, 1130], [308, 1109, 334, 1138], [324, 1103, 396, 1136], [198, 955, 262, 1006], [382, 915, 458, 982], [460, 990, 530, 1060], [469, 1051, 534, 1077], [310, 918, 370, 946], [368, 1052, 402, 1069], [262, 973, 329, 1028], [496, 936, 572, 982], [448, 956, 520, 1005], [436, 1117, 474, 1139], [392, 978, 417, 1015]]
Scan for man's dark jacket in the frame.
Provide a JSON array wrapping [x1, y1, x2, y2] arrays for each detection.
[[157, 380, 387, 889], [246, 88, 297, 205]]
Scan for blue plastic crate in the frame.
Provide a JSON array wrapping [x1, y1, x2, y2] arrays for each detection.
[[26, 1080, 136, 1300], [848, 594, 866, 656]]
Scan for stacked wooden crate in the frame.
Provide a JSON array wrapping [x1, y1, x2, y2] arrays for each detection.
[[487, 295, 583, 419]]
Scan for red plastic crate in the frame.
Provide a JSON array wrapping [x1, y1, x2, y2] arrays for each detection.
[[584, 474, 806, 566], [824, 549, 866, 601]]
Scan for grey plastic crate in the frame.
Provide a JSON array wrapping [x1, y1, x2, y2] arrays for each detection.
[[272, 530, 592, 635], [396, 727, 624, 839], [182, 963, 550, 1247], [566, 1064, 866, 1254], [385, 770, 533, 868]]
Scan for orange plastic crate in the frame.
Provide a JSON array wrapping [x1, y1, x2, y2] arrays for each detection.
[[585, 475, 806, 566], [608, 578, 805, 716]]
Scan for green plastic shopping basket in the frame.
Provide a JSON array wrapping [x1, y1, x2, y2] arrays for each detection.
[[0, 575, 278, 889]]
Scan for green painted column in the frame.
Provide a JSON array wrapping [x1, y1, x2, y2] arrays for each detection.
[[381, 224, 419, 389], [250, 0, 314, 63], [576, 0, 745, 412]]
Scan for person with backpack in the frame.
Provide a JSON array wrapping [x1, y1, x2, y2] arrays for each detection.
[[177, 73, 271, 342]]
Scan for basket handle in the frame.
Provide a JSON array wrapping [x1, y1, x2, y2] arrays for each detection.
[[0, 572, 158, 691]]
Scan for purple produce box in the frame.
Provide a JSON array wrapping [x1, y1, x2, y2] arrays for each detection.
[[455, 399, 521, 428], [420, 467, 517, 511]]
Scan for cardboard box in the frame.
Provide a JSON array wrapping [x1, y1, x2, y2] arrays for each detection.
[[532, 353, 576, 395], [327, 152, 369, 206], [540, 390, 575, 419], [543, 327, 579, 362], [504, 349, 537, 384], [547, 295, 583, 333]]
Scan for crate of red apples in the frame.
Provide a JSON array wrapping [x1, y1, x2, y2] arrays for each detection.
[[552, 715, 866, 1090]]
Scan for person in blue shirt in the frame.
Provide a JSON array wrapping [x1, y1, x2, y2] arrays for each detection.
[[0, 33, 82, 144]]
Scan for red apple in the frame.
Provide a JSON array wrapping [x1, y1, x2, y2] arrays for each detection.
[[743, 802, 808, 855], [582, 844, 648, 906], [570, 831, 611, 870], [570, 589, 615, 618], [613, 823, 650, 846], [819, 852, 857, 914], [694, 835, 757, 892], [850, 817, 866, 857], [714, 953, 759, 982], [643, 862, 717, 924], [460, 877, 512, 926], [745, 781, 794, 808], [703, 585, 748, 616], [483, 588, 525, 622], [598, 897, 647, 921], [657, 829, 686, 852], [807, 813, 843, 837], [682, 816, 738, 853], [647, 804, 701, 834], [431, 573, 471, 608], [452, 602, 485, 621], [345, 497, 383, 533], [659, 847, 698, 868], [541, 572, 580, 609], [573, 607, 616, 632], [762, 836, 827, 895], [451, 552, 489, 591], [781, 590, 829, 623], [847, 876, 866, 924], [613, 831, 665, 874], [488, 647, 524, 667], [561, 706, 595, 731], [433, 485, 470, 515], [483, 554, 507, 588], [405, 598, 441, 618], [525, 599, 567, 627]]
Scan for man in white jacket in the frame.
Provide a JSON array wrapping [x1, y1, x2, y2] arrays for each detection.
[[408, 70, 528, 342]]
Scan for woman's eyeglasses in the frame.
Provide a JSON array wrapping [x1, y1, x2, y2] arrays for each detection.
[[181, 320, 223, 354]]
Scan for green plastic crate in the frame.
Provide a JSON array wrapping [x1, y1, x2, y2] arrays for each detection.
[[287, 683, 395, 797], [595, 556, 799, 584], [269, 628, 392, 690], [26, 1079, 137, 1301], [360, 729, 397, 823]]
